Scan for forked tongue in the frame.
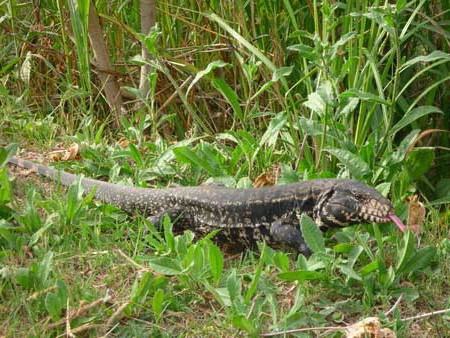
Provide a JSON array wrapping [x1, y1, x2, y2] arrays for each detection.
[[387, 214, 406, 232]]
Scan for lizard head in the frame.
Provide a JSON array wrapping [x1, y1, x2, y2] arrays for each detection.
[[313, 180, 406, 232]]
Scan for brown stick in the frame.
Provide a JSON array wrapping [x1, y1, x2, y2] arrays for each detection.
[[88, 3, 123, 125], [138, 0, 156, 100], [45, 293, 112, 330]]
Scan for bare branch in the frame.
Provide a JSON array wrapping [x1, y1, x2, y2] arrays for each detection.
[[88, 3, 123, 124], [139, 0, 156, 99]]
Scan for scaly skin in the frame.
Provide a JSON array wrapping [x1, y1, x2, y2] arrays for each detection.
[[9, 157, 405, 254]]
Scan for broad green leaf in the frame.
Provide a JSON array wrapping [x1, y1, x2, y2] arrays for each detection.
[[339, 265, 362, 281], [211, 77, 244, 120], [300, 214, 324, 253], [145, 257, 183, 275], [187, 60, 230, 95], [277, 270, 327, 281], [391, 287, 420, 302], [392, 106, 443, 135], [287, 44, 317, 60], [341, 89, 390, 105], [153, 138, 199, 175], [215, 287, 232, 307], [0, 143, 18, 169], [298, 116, 323, 136], [29, 214, 57, 246], [396, 246, 436, 277], [375, 182, 391, 197], [0, 167, 11, 203], [396, 0, 407, 11], [208, 243, 223, 284], [405, 148, 434, 180], [435, 179, 450, 199], [45, 279, 68, 321], [298, 117, 340, 139], [226, 269, 242, 303], [232, 315, 255, 334], [303, 92, 325, 114], [326, 148, 371, 179], [66, 178, 84, 224], [129, 144, 143, 166], [400, 51, 450, 71], [395, 231, 416, 272], [348, 245, 364, 268], [317, 81, 333, 104], [39, 251, 54, 288], [245, 243, 266, 304], [138, 25, 161, 56], [389, 129, 420, 164], [332, 32, 356, 49], [359, 260, 379, 276], [122, 86, 144, 101], [172, 146, 222, 176], [429, 196, 450, 206], [273, 252, 290, 272], [258, 112, 287, 149], [337, 97, 359, 118], [129, 272, 153, 307], [163, 214, 175, 252], [45, 292, 63, 321], [272, 66, 293, 81], [152, 288, 164, 321], [193, 243, 205, 271], [332, 243, 354, 253]]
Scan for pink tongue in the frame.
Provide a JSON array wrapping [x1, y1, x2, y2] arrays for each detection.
[[387, 214, 406, 232]]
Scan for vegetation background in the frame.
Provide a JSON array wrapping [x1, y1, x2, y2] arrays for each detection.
[[1, 0, 449, 336]]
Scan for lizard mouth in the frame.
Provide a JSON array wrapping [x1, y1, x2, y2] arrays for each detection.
[[386, 214, 406, 232], [360, 201, 406, 232], [361, 211, 406, 232]]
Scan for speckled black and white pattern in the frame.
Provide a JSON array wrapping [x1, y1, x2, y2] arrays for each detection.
[[10, 157, 396, 254]]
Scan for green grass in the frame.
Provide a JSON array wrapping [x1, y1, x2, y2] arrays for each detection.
[[1, 0, 450, 336]]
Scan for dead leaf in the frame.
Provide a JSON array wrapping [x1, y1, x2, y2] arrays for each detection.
[[406, 195, 426, 236], [48, 143, 79, 162], [253, 172, 275, 187], [62, 143, 79, 161], [346, 317, 396, 338], [117, 138, 130, 148], [253, 165, 281, 188]]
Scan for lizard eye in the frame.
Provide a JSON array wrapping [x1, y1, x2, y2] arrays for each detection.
[[352, 191, 366, 201]]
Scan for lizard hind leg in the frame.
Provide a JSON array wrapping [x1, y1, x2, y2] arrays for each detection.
[[147, 208, 187, 229], [269, 219, 312, 256]]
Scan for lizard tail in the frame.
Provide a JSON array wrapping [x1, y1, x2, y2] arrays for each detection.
[[9, 156, 79, 187]]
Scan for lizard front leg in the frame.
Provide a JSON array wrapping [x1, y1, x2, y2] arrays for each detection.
[[269, 219, 312, 256]]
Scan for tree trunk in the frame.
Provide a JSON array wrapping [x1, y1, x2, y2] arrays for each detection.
[[139, 0, 156, 99], [88, 3, 123, 124]]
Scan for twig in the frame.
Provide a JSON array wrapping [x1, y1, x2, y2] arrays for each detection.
[[27, 285, 57, 300], [99, 301, 131, 337], [259, 325, 343, 337], [115, 249, 153, 272], [46, 291, 112, 329], [157, 75, 192, 113], [385, 294, 403, 316], [402, 308, 450, 322], [65, 297, 75, 337], [261, 309, 450, 338], [100, 323, 120, 338], [56, 324, 105, 338]]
